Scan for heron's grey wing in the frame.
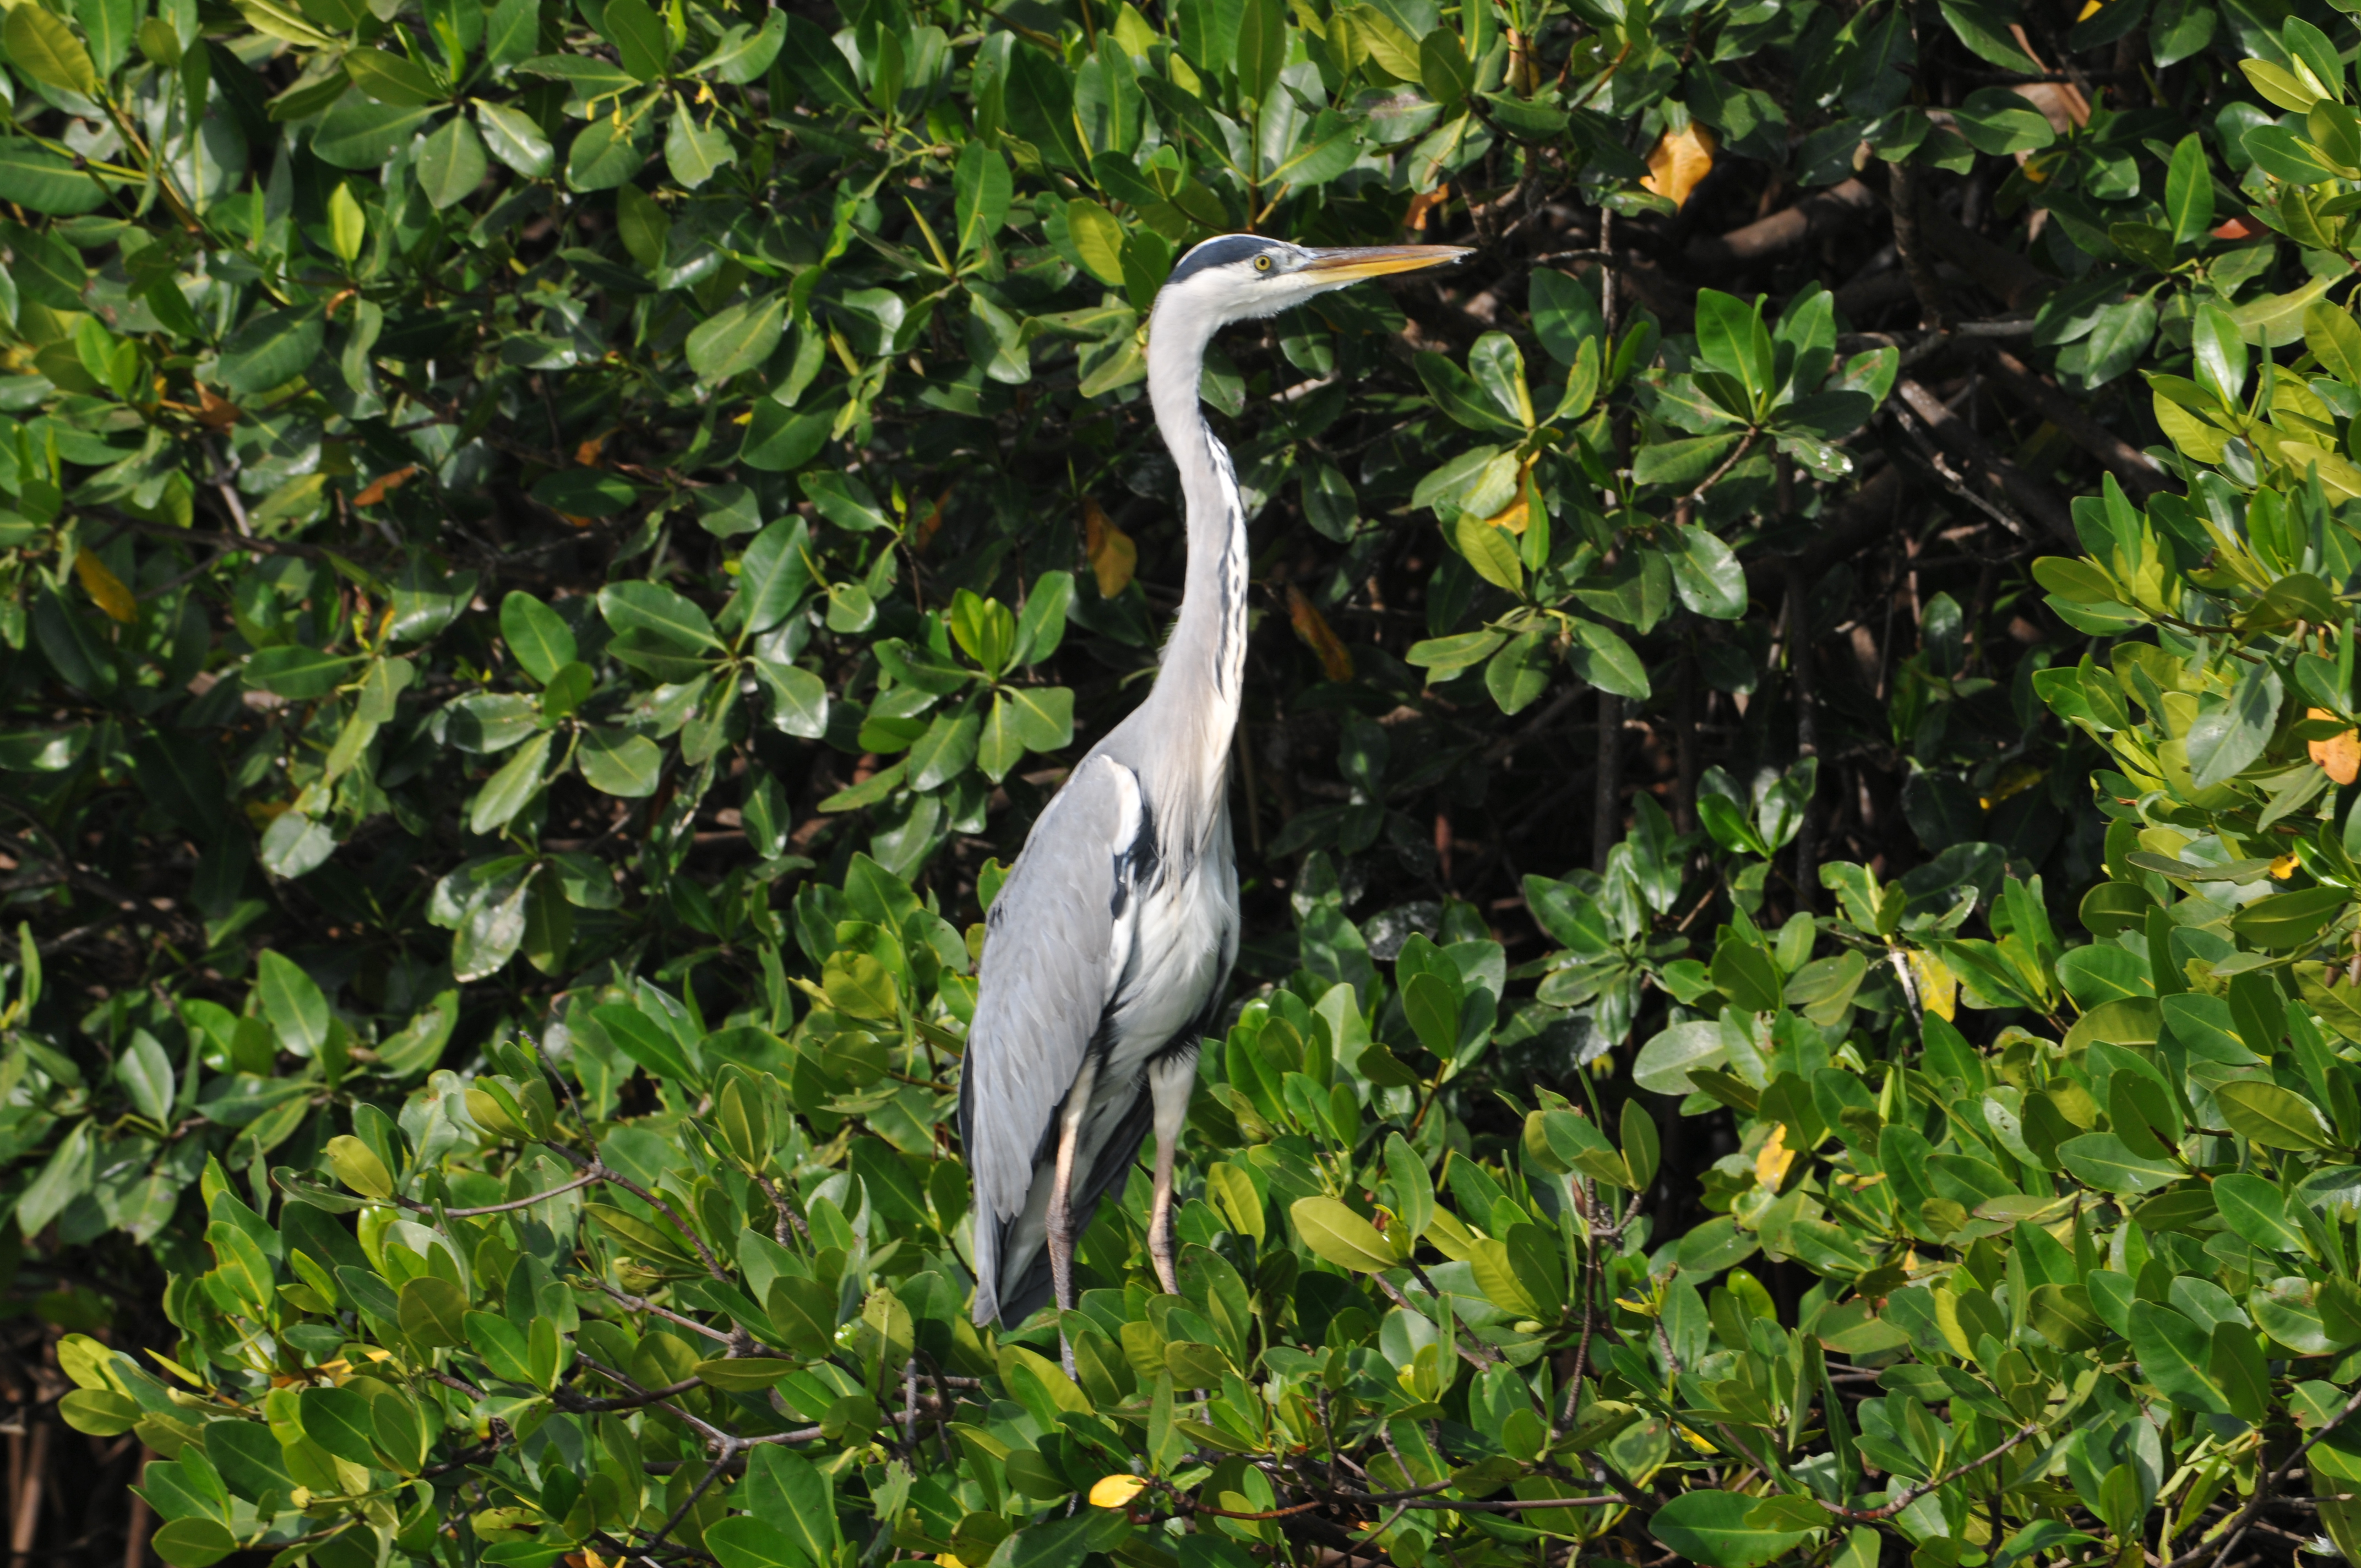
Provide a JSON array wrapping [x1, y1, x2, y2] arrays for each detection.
[[960, 754, 1141, 1319]]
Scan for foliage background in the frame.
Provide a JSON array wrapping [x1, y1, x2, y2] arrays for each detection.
[[3, 0, 2361, 1557]]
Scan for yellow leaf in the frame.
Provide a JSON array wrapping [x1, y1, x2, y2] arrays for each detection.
[[935, 1558, 966, 1568], [1907, 949, 1957, 1021], [1082, 497, 1136, 598], [1978, 761, 2044, 809], [1286, 585, 1354, 683], [1754, 1124, 1794, 1190], [1089, 1474, 1148, 1508], [2272, 853, 2300, 879], [2310, 707, 2360, 785], [1483, 466, 1532, 534], [74, 553, 135, 624], [1640, 124, 1716, 209]]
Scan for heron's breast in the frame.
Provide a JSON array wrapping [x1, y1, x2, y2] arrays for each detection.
[[1101, 868, 1236, 1077]]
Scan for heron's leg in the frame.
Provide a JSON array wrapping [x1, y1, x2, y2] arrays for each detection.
[[1047, 1057, 1099, 1375], [1145, 1052, 1198, 1296]]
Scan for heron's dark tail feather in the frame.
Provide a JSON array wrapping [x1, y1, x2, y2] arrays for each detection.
[[989, 1086, 1158, 1326]]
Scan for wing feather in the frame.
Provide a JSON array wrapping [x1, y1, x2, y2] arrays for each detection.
[[960, 754, 1140, 1321]]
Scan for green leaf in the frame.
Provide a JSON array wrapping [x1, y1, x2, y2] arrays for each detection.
[[566, 114, 649, 189], [689, 293, 787, 383], [1064, 200, 1127, 287], [955, 140, 1012, 258], [1938, 0, 2043, 69], [708, 1518, 804, 1568], [533, 468, 641, 517], [499, 593, 576, 684], [476, 100, 554, 176], [1005, 42, 1088, 172], [218, 306, 325, 395], [1693, 290, 1773, 410], [1401, 970, 1460, 1056], [2166, 133, 2216, 244], [325, 1135, 394, 1199], [151, 1521, 237, 1568], [736, 519, 814, 635], [1668, 524, 1746, 619], [256, 949, 329, 1055], [314, 91, 440, 168], [2128, 1299, 2231, 1414], [1289, 1196, 1399, 1271], [2231, 886, 2348, 950], [117, 1031, 174, 1123], [1633, 1021, 1724, 1094], [907, 711, 980, 791], [470, 730, 551, 835], [580, 728, 663, 796], [600, 581, 721, 649], [0, 139, 112, 214], [2306, 299, 2361, 388], [978, 692, 1026, 782], [2216, 1080, 2334, 1150], [666, 113, 735, 187], [1647, 1491, 1817, 1568], [779, 13, 861, 107], [345, 48, 445, 104], [1565, 617, 1648, 699], [1002, 686, 1074, 751], [414, 113, 487, 208], [591, 1003, 697, 1083], [6, 5, 101, 99], [1452, 514, 1524, 592], [298, 1385, 382, 1466], [2186, 660, 2280, 789], [1633, 432, 1742, 489], [600, 0, 671, 79], [1407, 630, 1506, 678], [2057, 1131, 2183, 1193], [398, 1273, 470, 1347], [2211, 1170, 2309, 1251], [740, 1443, 836, 1567]]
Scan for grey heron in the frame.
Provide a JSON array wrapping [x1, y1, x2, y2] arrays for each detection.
[[959, 233, 1471, 1339]]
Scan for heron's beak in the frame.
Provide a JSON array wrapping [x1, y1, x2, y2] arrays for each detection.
[[1298, 244, 1473, 282]]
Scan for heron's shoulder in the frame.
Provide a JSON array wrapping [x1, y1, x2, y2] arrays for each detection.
[[988, 754, 1143, 910]]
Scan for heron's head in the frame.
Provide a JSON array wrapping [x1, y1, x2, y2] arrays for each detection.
[[1155, 234, 1472, 328]]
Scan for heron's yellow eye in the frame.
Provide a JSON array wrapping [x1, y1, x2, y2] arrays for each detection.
[[1254, 254, 1273, 271]]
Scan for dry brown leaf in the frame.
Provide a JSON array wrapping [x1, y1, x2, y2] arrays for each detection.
[[1081, 497, 1136, 598], [575, 433, 607, 467], [2310, 706, 2360, 784], [1404, 182, 1451, 232], [911, 487, 953, 554], [353, 464, 421, 508], [1287, 585, 1354, 683], [195, 385, 241, 431], [74, 552, 135, 624], [1641, 124, 1717, 209]]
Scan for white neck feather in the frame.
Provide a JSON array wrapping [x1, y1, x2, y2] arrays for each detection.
[[1133, 298, 1249, 846]]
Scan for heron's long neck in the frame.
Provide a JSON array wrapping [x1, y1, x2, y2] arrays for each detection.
[[1140, 308, 1249, 834]]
